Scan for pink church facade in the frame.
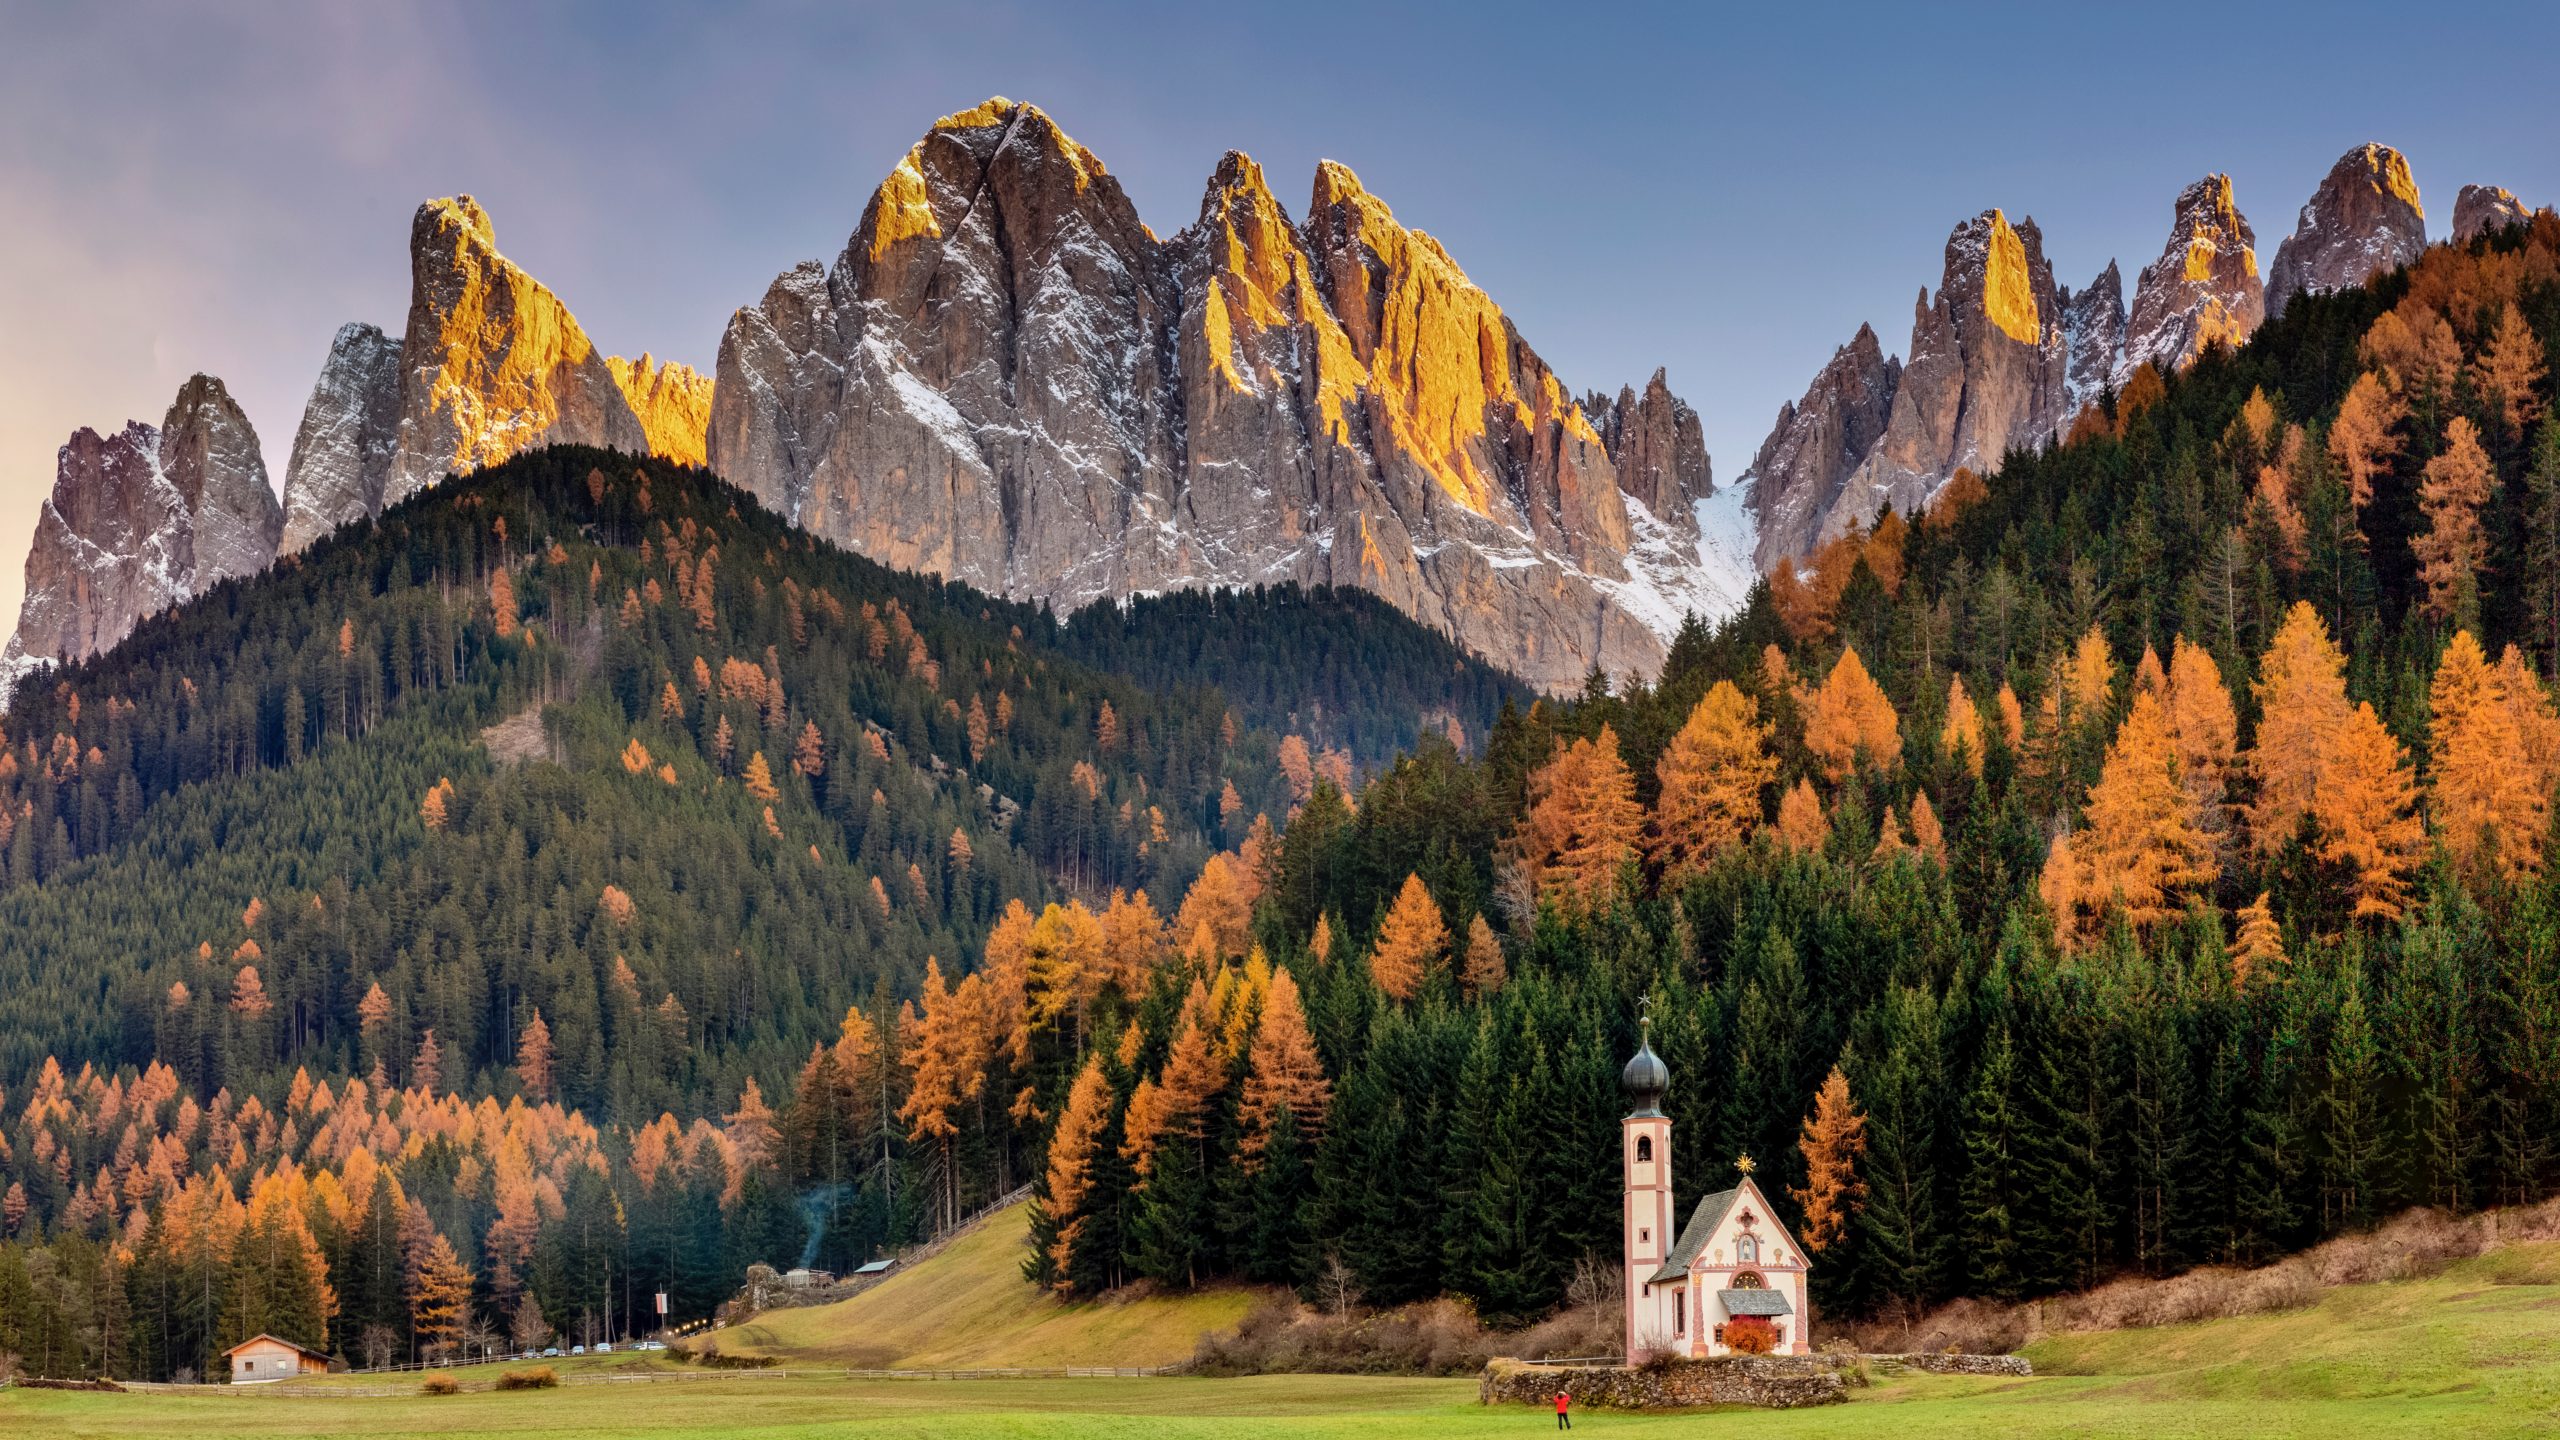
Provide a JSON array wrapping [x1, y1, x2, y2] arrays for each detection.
[[1620, 1026, 1811, 1362]]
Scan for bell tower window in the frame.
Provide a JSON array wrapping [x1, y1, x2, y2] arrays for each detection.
[[1635, 1136, 1653, 1162]]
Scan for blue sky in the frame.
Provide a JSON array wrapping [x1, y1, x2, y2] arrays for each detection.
[[3, 0, 2555, 620]]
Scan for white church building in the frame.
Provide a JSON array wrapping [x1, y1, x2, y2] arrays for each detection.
[[1620, 1022, 1812, 1362]]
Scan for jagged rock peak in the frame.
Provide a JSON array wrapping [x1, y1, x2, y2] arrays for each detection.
[[1813, 208, 2064, 556], [2455, 184, 2536, 243], [2061, 261, 2126, 416], [2120, 173, 2264, 383], [3, 375, 285, 689], [1588, 369, 1713, 520], [159, 374, 283, 586], [1742, 323, 1901, 571], [707, 97, 1744, 690], [280, 321, 403, 554], [607, 354, 714, 468], [380, 193, 645, 506], [2266, 144, 2426, 320]]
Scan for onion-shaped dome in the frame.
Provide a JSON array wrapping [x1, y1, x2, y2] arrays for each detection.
[[1621, 1029, 1669, 1117]]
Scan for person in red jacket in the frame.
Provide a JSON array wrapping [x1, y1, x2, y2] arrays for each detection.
[[1554, 1389, 1572, 1429]]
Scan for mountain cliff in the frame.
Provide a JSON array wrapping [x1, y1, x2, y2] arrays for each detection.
[[279, 321, 403, 554], [1739, 324, 1901, 570], [378, 196, 649, 506], [707, 100, 1740, 690], [2, 376, 282, 686], [2265, 144, 2426, 320], [1751, 152, 2423, 568], [2119, 174, 2264, 383], [1754, 210, 2067, 566], [607, 354, 714, 467], [8, 200, 711, 681], [2454, 183, 2537, 242]]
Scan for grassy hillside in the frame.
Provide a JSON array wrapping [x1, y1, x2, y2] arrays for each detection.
[[723, 1200, 1262, 1369], [15, 1241, 2560, 1435]]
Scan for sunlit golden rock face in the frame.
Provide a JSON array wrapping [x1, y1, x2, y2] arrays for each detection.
[[1981, 212, 2042, 345], [1810, 209, 2067, 555], [608, 354, 714, 467], [2122, 174, 2266, 382], [382, 196, 645, 505], [707, 99, 1729, 690], [2267, 144, 2427, 321]]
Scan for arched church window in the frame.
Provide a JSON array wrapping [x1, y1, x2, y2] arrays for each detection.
[[1736, 1234, 1759, 1264], [1635, 1136, 1653, 1162], [1731, 1269, 1767, 1289]]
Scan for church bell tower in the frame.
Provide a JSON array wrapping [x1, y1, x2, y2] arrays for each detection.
[[1620, 1011, 1672, 1365]]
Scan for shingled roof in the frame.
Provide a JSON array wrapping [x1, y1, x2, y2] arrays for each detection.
[[1720, 1287, 1793, 1316], [1646, 1185, 1741, 1285]]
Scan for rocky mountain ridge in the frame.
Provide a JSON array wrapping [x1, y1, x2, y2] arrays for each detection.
[[10, 199, 708, 687], [1, 376, 282, 684], [704, 101, 1741, 690], [1746, 144, 2470, 571], [6, 115, 2533, 690]]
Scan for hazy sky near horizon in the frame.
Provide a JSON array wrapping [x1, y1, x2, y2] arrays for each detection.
[[3, 0, 2557, 625]]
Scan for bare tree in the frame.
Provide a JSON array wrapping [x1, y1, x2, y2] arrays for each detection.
[[509, 1292, 552, 1354], [1566, 1252, 1618, 1317], [1316, 1252, 1364, 1317], [358, 1324, 399, 1372]]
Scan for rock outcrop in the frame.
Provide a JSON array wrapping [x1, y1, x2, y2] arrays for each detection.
[[2120, 174, 2264, 382], [708, 99, 1741, 689], [1588, 369, 1713, 522], [378, 195, 647, 507], [2454, 184, 2535, 243], [2060, 262, 2126, 417], [279, 322, 403, 553], [606, 354, 714, 468], [1740, 325, 1900, 571], [3, 376, 282, 687], [1813, 211, 2066, 553], [159, 374, 285, 584], [2266, 144, 2425, 320]]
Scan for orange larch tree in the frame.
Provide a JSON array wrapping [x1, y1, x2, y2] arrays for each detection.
[[2328, 370, 2407, 509], [1039, 1055, 1113, 1290], [1803, 648, 1901, 780], [513, 1009, 554, 1102], [1648, 680, 1778, 884], [2246, 602, 2355, 853], [1790, 1066, 1867, 1254], [1508, 726, 1644, 914], [2314, 701, 2425, 923], [2475, 302, 2550, 439], [2164, 637, 2238, 838], [1367, 873, 1448, 1003], [2414, 416, 2496, 623], [1461, 914, 1506, 999], [1775, 778, 1829, 856], [1941, 675, 1985, 774], [2228, 893, 2288, 987], [2077, 689, 2215, 931], [1238, 967, 1331, 1161], [2428, 629, 2545, 882], [1172, 854, 1254, 961]]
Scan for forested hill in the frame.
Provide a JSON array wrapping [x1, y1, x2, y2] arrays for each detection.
[[1000, 214, 2560, 1328], [0, 445, 1516, 1113]]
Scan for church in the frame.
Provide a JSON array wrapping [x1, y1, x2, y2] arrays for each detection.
[[1619, 1021, 1812, 1363]]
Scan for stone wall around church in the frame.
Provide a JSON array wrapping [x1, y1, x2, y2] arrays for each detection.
[[1479, 1350, 2032, 1410]]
